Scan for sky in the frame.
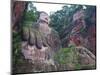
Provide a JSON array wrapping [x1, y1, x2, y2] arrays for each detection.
[[30, 0, 87, 15], [33, 2, 65, 15], [31, 0, 73, 15]]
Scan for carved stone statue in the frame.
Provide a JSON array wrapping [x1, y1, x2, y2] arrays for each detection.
[[21, 11, 61, 69]]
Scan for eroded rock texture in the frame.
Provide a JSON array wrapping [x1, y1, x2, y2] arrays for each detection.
[[61, 9, 96, 69], [12, 1, 27, 31], [21, 12, 61, 72]]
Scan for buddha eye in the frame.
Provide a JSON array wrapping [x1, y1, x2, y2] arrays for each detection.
[[45, 18, 48, 20]]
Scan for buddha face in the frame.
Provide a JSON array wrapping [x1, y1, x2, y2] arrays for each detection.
[[39, 12, 50, 24]]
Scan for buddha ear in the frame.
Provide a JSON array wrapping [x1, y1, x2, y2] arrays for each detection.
[[34, 11, 40, 22]]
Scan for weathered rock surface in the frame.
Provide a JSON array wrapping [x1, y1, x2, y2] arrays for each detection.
[[12, 1, 27, 31], [58, 9, 96, 70], [61, 9, 96, 56], [20, 12, 61, 73]]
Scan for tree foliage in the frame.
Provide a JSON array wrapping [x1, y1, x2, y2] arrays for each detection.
[[50, 5, 96, 38]]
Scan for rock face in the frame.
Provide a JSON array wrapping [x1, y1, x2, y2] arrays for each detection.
[[84, 24, 96, 55], [12, 1, 27, 31], [62, 9, 96, 55], [21, 12, 61, 72], [70, 9, 96, 65], [76, 46, 95, 65], [59, 9, 96, 70]]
